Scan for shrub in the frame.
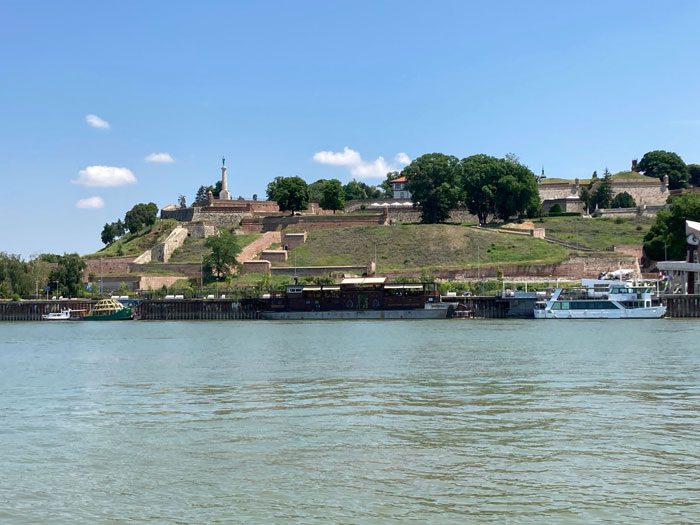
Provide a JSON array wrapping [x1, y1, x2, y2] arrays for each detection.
[[548, 203, 563, 215]]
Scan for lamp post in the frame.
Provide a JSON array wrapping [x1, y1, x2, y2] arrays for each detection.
[[664, 243, 668, 262], [374, 241, 378, 275]]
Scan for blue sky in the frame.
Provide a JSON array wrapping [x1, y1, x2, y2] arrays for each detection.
[[2, 0, 700, 257]]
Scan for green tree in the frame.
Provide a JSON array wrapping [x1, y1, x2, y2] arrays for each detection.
[[494, 156, 540, 221], [114, 219, 126, 237], [0, 253, 33, 297], [638, 150, 689, 189], [687, 163, 700, 187], [319, 179, 345, 213], [644, 193, 700, 260], [460, 154, 503, 224], [267, 176, 309, 214], [611, 192, 636, 208], [343, 180, 368, 201], [194, 185, 210, 206], [101, 223, 117, 245], [124, 202, 158, 234], [49, 253, 87, 297], [308, 179, 328, 202], [404, 153, 461, 223], [205, 230, 241, 280], [596, 169, 614, 209], [580, 169, 613, 212]]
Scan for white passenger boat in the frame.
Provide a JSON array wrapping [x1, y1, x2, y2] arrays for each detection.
[[534, 280, 666, 319], [42, 309, 75, 320]]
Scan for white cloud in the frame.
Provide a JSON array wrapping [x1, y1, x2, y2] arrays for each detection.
[[313, 147, 411, 179], [85, 114, 110, 129], [73, 166, 137, 187], [313, 147, 362, 166], [395, 152, 411, 165], [145, 152, 174, 163], [76, 196, 105, 209]]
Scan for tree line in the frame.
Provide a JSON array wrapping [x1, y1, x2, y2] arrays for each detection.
[[101, 202, 159, 245], [0, 252, 86, 299]]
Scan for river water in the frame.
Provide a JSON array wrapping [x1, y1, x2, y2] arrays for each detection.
[[1, 320, 699, 523]]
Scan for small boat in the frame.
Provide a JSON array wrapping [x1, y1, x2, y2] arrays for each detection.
[[83, 298, 134, 321], [42, 309, 76, 321], [534, 279, 666, 319]]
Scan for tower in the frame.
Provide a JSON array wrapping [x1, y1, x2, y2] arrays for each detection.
[[219, 156, 231, 200]]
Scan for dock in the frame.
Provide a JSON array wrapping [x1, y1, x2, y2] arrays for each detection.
[[2, 295, 700, 321]]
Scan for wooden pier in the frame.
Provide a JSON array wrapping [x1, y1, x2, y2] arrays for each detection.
[[0, 300, 95, 321], [663, 294, 700, 318], [3, 295, 700, 321], [136, 299, 260, 320]]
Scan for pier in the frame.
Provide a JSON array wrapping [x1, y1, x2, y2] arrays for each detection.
[[137, 299, 260, 320], [3, 295, 700, 320]]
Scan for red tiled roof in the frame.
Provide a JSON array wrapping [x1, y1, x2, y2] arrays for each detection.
[[391, 176, 407, 183]]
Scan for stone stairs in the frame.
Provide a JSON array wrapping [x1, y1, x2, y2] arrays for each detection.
[[236, 231, 282, 263]]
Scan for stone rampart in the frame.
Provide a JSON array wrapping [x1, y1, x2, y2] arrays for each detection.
[[261, 250, 288, 262], [242, 260, 272, 274], [380, 254, 639, 281], [281, 232, 307, 249], [185, 222, 218, 239], [84, 256, 135, 277], [270, 265, 368, 277], [128, 262, 201, 279], [241, 214, 386, 233], [539, 179, 668, 206], [138, 275, 186, 290]]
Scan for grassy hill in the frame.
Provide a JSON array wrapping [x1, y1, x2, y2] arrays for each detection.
[[277, 216, 653, 273], [278, 224, 569, 272], [85, 215, 654, 282], [539, 216, 653, 251], [87, 219, 178, 258], [169, 233, 261, 263]]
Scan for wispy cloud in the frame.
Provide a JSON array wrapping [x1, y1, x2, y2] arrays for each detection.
[[76, 196, 105, 209], [313, 147, 411, 179], [145, 152, 174, 163], [73, 166, 136, 187], [85, 114, 110, 129]]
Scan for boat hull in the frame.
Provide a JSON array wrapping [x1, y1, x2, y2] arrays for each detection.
[[83, 308, 133, 321], [261, 308, 449, 320], [534, 306, 666, 319]]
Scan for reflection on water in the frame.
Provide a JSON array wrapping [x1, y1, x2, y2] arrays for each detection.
[[1, 320, 699, 523]]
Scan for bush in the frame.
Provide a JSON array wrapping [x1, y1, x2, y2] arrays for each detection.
[[611, 192, 636, 209], [548, 203, 563, 214]]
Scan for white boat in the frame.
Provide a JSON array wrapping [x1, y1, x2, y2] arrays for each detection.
[[534, 280, 666, 319], [42, 309, 75, 320]]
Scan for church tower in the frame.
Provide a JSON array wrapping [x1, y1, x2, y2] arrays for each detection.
[[219, 156, 231, 200]]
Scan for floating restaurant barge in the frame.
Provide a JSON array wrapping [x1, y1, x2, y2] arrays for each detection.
[[257, 278, 451, 320]]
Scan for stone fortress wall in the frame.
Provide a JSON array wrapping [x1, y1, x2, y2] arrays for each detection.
[[538, 177, 669, 206]]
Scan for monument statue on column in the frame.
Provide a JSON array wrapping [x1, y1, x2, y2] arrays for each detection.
[[219, 156, 232, 200]]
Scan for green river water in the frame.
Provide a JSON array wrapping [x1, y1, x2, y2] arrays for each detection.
[[1, 319, 698, 523]]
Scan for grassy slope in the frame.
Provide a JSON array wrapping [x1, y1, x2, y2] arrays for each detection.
[[279, 224, 571, 271], [168, 233, 261, 263], [541, 216, 654, 251], [87, 220, 178, 258]]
